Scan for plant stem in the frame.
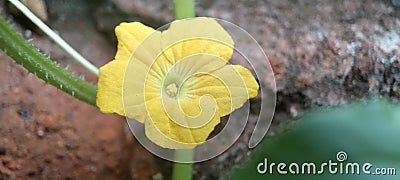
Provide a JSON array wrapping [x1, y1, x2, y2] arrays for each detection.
[[172, 1, 196, 179], [172, 150, 194, 180], [173, 0, 195, 19], [172, 0, 195, 179], [8, 0, 99, 75], [0, 15, 97, 106]]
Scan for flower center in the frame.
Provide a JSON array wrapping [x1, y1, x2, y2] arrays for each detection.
[[165, 83, 178, 97]]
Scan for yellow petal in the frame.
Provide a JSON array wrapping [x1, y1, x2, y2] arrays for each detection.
[[97, 22, 159, 121], [180, 65, 259, 117], [161, 17, 234, 64], [162, 54, 227, 90], [114, 22, 156, 61], [97, 58, 156, 121], [97, 60, 127, 116], [144, 97, 220, 149], [122, 30, 166, 122]]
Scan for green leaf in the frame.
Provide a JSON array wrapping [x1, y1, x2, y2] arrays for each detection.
[[229, 99, 400, 180]]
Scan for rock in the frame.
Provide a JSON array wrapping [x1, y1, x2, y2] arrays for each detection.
[[392, 0, 400, 7], [37, 113, 63, 131], [19, 0, 48, 22]]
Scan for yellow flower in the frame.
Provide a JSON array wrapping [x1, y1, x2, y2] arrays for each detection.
[[96, 17, 259, 149]]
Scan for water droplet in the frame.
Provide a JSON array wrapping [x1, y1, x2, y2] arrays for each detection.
[[37, 130, 45, 137], [24, 30, 32, 38]]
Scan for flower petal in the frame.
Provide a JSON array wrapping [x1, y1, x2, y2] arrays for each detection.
[[97, 22, 161, 121], [161, 17, 234, 64], [180, 65, 259, 117], [114, 22, 156, 61], [123, 30, 170, 122], [144, 97, 220, 149], [97, 60, 127, 116]]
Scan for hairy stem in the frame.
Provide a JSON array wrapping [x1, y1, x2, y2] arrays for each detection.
[[8, 0, 98, 75], [0, 15, 97, 106]]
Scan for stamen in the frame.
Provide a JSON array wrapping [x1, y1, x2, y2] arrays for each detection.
[[165, 83, 178, 97]]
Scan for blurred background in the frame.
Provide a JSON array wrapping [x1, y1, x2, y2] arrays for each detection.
[[0, 0, 399, 179]]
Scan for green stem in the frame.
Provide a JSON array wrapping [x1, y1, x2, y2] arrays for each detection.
[[172, 1, 195, 179], [172, 150, 194, 180], [0, 15, 97, 106], [173, 0, 195, 19]]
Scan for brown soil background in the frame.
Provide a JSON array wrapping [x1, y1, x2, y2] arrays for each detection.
[[1, 0, 399, 179]]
